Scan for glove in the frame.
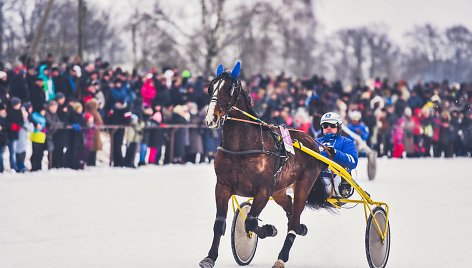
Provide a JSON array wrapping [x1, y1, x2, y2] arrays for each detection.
[[71, 123, 81, 132], [11, 123, 21, 132], [326, 146, 336, 157]]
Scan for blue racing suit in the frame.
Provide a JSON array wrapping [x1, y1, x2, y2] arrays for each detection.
[[315, 134, 358, 195]]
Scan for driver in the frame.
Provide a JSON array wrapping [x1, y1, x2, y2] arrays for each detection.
[[315, 112, 358, 197]]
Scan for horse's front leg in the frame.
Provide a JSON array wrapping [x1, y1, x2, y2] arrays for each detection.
[[199, 182, 232, 268], [273, 179, 313, 268], [245, 187, 278, 239]]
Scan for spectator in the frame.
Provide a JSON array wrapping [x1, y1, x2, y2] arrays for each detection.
[[0, 103, 7, 172], [463, 110, 472, 156], [16, 104, 34, 172], [6, 97, 23, 171], [437, 111, 454, 157], [124, 114, 144, 168], [170, 104, 189, 164], [147, 103, 165, 165], [45, 100, 65, 169], [186, 102, 203, 163], [138, 106, 153, 166], [38, 64, 55, 101], [9, 67, 30, 103], [66, 102, 85, 169], [30, 106, 47, 171], [141, 75, 157, 108], [84, 99, 104, 166], [0, 71, 9, 104], [51, 66, 72, 98], [30, 77, 46, 112], [50, 93, 69, 168]]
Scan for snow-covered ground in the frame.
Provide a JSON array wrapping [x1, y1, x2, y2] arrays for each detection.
[[0, 158, 471, 268]]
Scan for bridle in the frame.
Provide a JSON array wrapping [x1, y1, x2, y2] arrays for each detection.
[[208, 72, 242, 127]]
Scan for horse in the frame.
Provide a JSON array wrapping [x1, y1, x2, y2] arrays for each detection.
[[199, 61, 328, 268]]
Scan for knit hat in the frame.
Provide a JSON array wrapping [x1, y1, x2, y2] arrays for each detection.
[[55, 92, 65, 100], [10, 97, 21, 107]]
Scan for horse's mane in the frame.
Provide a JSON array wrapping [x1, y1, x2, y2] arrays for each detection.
[[240, 83, 259, 118]]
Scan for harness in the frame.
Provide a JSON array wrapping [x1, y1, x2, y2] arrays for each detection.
[[217, 114, 289, 183]]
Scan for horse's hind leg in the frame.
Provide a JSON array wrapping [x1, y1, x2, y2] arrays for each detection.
[[199, 182, 232, 268], [273, 179, 313, 268], [245, 188, 278, 239]]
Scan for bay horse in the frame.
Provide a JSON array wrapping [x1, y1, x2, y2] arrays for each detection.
[[199, 62, 327, 268]]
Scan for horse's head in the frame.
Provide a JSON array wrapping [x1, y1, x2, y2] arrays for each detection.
[[205, 61, 242, 128]]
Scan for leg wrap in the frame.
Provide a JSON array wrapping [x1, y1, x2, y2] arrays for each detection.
[[245, 215, 258, 233], [278, 233, 296, 262], [213, 216, 226, 236]]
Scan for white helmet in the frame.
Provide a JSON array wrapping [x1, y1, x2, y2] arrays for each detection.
[[349, 110, 362, 121], [320, 112, 342, 137], [320, 112, 343, 126]]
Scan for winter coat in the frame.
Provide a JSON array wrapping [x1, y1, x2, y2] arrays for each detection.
[[347, 122, 370, 141], [109, 86, 129, 109], [53, 73, 73, 98], [0, 116, 8, 147], [125, 119, 145, 144], [17, 120, 34, 153], [30, 83, 47, 112], [141, 79, 157, 107], [316, 134, 359, 172], [187, 114, 204, 154], [171, 112, 188, 160], [84, 99, 103, 151], [38, 65, 55, 101], [6, 107, 24, 140], [45, 110, 65, 150], [403, 117, 416, 154], [0, 79, 8, 103], [9, 73, 30, 102], [147, 111, 165, 148]]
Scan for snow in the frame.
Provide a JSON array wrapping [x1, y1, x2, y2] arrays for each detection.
[[1, 158, 471, 268]]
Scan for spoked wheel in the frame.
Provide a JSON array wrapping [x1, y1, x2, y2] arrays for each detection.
[[231, 202, 258, 265], [367, 151, 377, 181], [365, 207, 390, 268]]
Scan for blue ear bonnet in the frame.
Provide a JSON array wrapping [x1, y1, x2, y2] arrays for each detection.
[[216, 64, 224, 76], [215, 61, 241, 80]]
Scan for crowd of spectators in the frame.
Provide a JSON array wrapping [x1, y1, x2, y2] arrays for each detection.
[[0, 54, 471, 173]]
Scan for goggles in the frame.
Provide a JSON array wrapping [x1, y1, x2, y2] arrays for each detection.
[[321, 122, 338, 129]]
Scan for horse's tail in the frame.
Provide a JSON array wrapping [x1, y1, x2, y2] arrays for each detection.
[[305, 177, 335, 211]]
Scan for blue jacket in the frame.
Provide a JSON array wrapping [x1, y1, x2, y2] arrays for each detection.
[[315, 134, 358, 173], [347, 123, 370, 141]]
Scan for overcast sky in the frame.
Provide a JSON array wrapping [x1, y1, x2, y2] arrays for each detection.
[[316, 0, 472, 42], [97, 0, 472, 43]]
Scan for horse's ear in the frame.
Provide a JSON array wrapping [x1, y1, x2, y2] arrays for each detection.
[[231, 61, 241, 78], [216, 64, 224, 76]]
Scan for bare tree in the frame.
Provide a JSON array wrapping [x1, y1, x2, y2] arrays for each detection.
[[444, 25, 472, 81], [404, 24, 446, 80]]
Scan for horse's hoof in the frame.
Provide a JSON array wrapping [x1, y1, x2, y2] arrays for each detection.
[[263, 224, 278, 237], [272, 259, 285, 268], [199, 257, 215, 268], [296, 224, 308, 236]]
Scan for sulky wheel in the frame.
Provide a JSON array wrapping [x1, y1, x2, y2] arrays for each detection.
[[231, 202, 258, 266], [365, 207, 390, 268], [367, 151, 377, 181]]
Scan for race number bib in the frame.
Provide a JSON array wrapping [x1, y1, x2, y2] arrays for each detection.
[[279, 126, 295, 155]]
